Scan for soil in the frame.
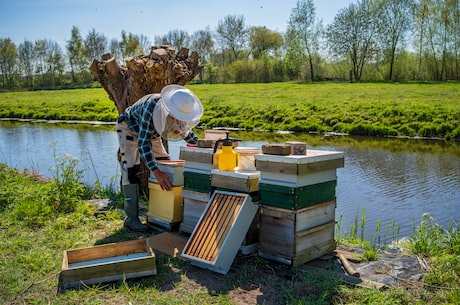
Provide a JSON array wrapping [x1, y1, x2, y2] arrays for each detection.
[[145, 231, 425, 305]]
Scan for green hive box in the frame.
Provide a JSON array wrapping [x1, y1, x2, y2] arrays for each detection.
[[183, 171, 213, 194], [259, 180, 337, 210]]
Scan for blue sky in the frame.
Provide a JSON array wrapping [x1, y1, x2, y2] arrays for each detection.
[[1, 0, 353, 48]]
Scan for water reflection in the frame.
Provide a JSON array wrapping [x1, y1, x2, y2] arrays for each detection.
[[0, 121, 459, 239]]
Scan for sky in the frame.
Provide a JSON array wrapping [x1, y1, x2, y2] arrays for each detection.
[[0, 0, 353, 48]]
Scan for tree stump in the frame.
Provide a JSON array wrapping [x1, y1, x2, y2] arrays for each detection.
[[89, 45, 203, 195]]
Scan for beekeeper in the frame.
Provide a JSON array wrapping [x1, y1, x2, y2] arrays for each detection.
[[116, 85, 203, 232]]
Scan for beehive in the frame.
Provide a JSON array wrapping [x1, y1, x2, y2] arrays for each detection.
[[181, 191, 258, 274], [258, 201, 337, 266]]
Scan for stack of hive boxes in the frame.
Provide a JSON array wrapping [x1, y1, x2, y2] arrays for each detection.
[[178, 146, 215, 233], [255, 148, 344, 266]]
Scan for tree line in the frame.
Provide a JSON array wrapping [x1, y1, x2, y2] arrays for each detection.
[[0, 0, 459, 89]]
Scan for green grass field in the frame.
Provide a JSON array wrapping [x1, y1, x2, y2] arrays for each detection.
[[1, 161, 459, 304], [0, 82, 459, 139]]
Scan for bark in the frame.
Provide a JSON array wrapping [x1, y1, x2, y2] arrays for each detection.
[[89, 45, 203, 195]]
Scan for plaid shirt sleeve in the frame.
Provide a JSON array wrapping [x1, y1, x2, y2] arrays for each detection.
[[183, 130, 198, 144], [137, 101, 159, 172]]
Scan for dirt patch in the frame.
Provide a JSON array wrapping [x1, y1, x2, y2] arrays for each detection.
[[142, 232, 426, 304]]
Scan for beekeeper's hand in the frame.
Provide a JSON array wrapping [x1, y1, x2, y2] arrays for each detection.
[[153, 169, 172, 191]]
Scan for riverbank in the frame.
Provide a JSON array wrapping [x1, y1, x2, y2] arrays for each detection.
[[1, 82, 459, 140], [0, 163, 459, 304]]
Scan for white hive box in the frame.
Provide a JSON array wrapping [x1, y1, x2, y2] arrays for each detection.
[[149, 160, 185, 186], [255, 149, 344, 187]]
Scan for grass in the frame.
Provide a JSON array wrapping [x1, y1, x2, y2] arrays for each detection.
[[0, 82, 459, 139], [1, 155, 459, 304]]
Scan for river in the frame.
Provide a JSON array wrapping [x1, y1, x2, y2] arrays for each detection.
[[1, 120, 459, 240]]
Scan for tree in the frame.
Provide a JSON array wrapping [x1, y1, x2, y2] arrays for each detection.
[[249, 26, 283, 59], [286, 0, 322, 81], [67, 26, 87, 83], [191, 27, 214, 63], [33, 39, 65, 87], [373, 0, 414, 80], [216, 15, 250, 63], [46, 40, 66, 86], [120, 30, 144, 59], [326, 0, 378, 81], [85, 28, 108, 60], [18, 40, 34, 87], [191, 27, 215, 82], [155, 29, 190, 51], [0, 38, 17, 88]]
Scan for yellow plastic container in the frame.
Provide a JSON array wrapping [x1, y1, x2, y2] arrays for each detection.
[[148, 182, 183, 223], [215, 145, 237, 171]]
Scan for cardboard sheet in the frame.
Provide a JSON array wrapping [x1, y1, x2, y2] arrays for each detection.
[[148, 232, 188, 258]]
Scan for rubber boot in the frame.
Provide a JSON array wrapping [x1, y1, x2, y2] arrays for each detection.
[[122, 184, 148, 232]]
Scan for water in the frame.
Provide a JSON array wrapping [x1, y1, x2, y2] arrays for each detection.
[[1, 121, 459, 239]]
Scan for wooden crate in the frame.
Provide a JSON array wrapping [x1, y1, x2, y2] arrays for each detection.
[[258, 201, 337, 266], [179, 189, 211, 234], [181, 191, 259, 274], [259, 180, 337, 210], [211, 169, 260, 193], [147, 182, 183, 228], [60, 239, 156, 289]]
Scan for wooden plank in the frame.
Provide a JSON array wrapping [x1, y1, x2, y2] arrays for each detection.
[[261, 144, 292, 155], [65, 239, 147, 263], [297, 265, 387, 290]]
